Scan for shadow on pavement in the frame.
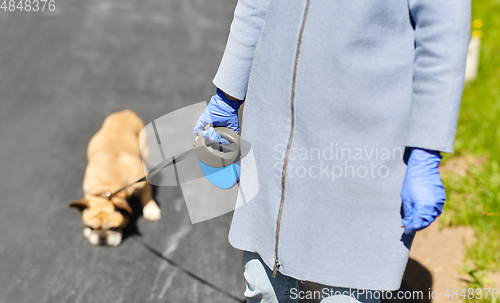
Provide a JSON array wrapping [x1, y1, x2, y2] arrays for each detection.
[[121, 184, 161, 241]]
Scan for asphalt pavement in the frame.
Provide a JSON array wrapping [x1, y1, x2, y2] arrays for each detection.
[[0, 0, 247, 302]]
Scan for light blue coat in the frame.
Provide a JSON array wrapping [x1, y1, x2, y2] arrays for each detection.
[[213, 0, 470, 290]]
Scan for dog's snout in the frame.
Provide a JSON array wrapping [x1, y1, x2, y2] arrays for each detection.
[[98, 231, 107, 243]]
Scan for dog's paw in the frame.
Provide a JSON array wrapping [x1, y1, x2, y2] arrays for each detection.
[[143, 200, 161, 221]]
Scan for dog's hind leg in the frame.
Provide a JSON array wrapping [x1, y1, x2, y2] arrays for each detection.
[[141, 183, 161, 221]]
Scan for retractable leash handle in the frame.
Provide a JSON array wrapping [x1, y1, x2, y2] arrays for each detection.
[[193, 127, 241, 167], [193, 127, 241, 189]]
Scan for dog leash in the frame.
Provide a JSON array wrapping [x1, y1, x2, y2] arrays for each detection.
[[96, 128, 240, 200], [95, 176, 148, 200], [95, 148, 194, 200]]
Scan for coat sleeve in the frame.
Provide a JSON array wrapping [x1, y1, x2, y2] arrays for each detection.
[[212, 0, 271, 100], [405, 0, 471, 153]]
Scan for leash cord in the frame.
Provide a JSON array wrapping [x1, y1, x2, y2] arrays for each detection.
[[112, 160, 244, 301], [108, 150, 184, 198], [109, 176, 147, 197]]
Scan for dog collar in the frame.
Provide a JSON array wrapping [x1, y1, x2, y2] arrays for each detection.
[[95, 191, 113, 200]]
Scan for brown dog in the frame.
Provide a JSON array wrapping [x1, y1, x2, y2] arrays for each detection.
[[69, 110, 161, 246]]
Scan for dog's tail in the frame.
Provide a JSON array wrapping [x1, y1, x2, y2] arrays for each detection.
[[102, 109, 145, 135], [120, 109, 145, 136]]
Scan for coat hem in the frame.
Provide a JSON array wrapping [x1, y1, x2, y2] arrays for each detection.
[[228, 237, 404, 292]]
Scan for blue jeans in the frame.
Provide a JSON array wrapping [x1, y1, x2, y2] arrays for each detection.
[[242, 251, 382, 303]]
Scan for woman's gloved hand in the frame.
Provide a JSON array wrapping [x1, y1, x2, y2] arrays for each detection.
[[401, 148, 446, 234], [193, 88, 242, 145]]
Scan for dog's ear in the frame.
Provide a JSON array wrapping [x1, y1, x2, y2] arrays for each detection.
[[68, 199, 89, 211], [112, 198, 132, 216]]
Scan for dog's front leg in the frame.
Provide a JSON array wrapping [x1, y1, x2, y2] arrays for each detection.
[[141, 183, 161, 221]]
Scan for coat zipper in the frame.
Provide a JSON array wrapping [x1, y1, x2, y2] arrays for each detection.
[[272, 0, 311, 279]]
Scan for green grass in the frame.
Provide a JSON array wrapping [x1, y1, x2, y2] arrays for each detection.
[[439, 0, 500, 301]]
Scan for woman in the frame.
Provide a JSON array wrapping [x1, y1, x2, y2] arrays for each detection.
[[195, 0, 470, 302]]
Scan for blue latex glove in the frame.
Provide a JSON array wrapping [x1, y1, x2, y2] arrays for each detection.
[[401, 148, 446, 234], [193, 88, 242, 145]]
